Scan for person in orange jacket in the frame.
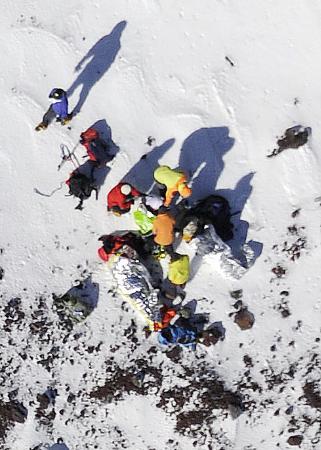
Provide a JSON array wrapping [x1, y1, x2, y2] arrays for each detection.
[[107, 183, 141, 216], [152, 207, 176, 254], [153, 165, 192, 207]]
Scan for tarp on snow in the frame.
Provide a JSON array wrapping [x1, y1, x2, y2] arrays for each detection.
[[110, 246, 160, 328], [190, 225, 255, 280]]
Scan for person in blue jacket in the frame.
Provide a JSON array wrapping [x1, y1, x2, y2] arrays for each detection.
[[36, 88, 71, 131], [158, 324, 198, 350]]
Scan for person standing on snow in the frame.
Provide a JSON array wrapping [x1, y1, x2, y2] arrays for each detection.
[[35, 88, 72, 131], [107, 183, 141, 216], [153, 165, 192, 207], [152, 206, 176, 255]]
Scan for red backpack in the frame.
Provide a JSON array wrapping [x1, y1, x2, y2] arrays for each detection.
[[80, 127, 99, 143]]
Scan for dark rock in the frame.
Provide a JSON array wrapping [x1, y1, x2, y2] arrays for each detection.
[[166, 346, 182, 363], [230, 289, 243, 300], [234, 308, 255, 330], [291, 209, 300, 218], [243, 355, 253, 367], [287, 435, 303, 446], [278, 126, 310, 150], [268, 126, 311, 157], [233, 300, 243, 310], [285, 405, 294, 415], [272, 265, 287, 278]]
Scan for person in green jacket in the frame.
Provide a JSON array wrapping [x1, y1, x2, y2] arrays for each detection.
[[154, 165, 192, 207]]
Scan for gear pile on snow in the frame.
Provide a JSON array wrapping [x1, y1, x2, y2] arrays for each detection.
[[35, 87, 260, 347]]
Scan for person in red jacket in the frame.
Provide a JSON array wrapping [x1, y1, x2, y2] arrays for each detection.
[[107, 183, 141, 216], [97, 232, 147, 261], [97, 234, 129, 262]]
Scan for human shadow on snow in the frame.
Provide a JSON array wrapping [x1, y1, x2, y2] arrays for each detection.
[[123, 138, 175, 193], [67, 21, 127, 115], [178, 127, 262, 269], [217, 172, 263, 264], [179, 127, 235, 202]]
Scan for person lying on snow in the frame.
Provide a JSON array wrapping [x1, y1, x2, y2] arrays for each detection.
[[153, 165, 192, 207], [152, 206, 176, 256], [80, 127, 114, 167], [36, 88, 72, 131], [97, 232, 147, 262], [176, 195, 234, 242], [107, 183, 141, 216], [66, 169, 98, 210]]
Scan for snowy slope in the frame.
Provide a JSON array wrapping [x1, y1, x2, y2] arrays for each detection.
[[1, 1, 321, 449]]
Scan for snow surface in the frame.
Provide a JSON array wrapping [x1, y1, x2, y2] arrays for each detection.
[[1, 1, 321, 449]]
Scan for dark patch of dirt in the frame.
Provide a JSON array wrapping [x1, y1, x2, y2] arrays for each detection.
[[3, 298, 25, 332], [0, 266, 4, 280], [0, 401, 28, 441], [35, 388, 57, 426], [303, 382, 321, 408], [282, 232, 306, 262], [157, 365, 244, 436], [89, 361, 162, 403]]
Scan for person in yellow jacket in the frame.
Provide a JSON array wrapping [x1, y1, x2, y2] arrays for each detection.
[[168, 253, 190, 286], [154, 165, 192, 207], [161, 253, 190, 301]]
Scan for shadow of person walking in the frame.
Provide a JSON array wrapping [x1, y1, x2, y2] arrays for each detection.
[[179, 127, 235, 202], [67, 20, 127, 115]]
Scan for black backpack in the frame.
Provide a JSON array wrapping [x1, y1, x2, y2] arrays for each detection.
[[194, 195, 234, 241], [68, 172, 97, 209]]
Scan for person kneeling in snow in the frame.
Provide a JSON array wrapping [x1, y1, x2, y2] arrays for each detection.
[[107, 183, 141, 216], [158, 324, 198, 350], [161, 253, 190, 301], [153, 165, 192, 207]]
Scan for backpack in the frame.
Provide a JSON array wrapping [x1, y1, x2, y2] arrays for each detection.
[[193, 195, 234, 241], [67, 172, 97, 209]]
